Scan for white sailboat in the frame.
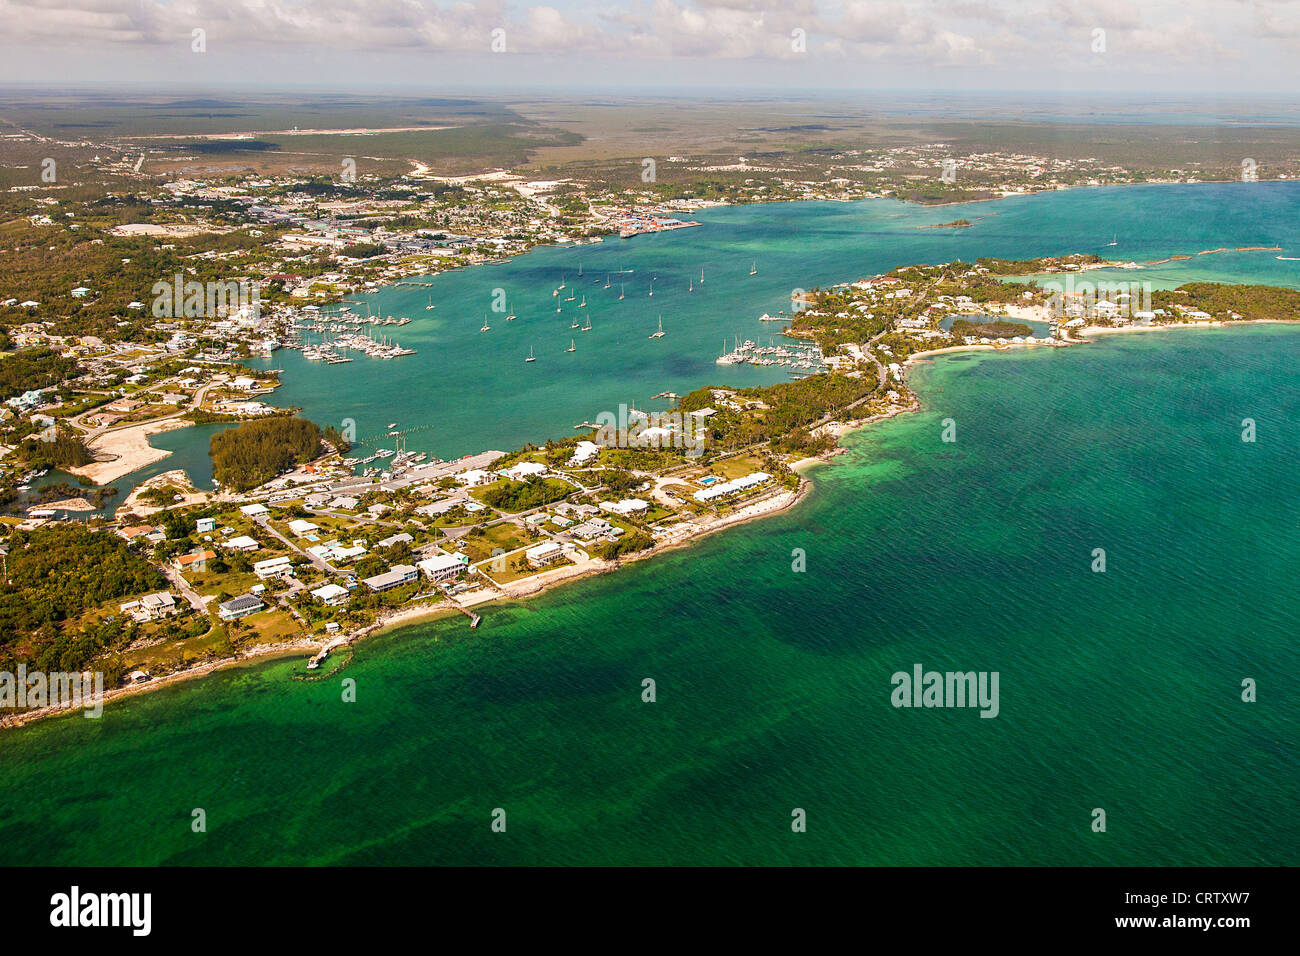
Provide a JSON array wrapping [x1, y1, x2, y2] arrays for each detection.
[[570, 316, 580, 329], [649, 315, 665, 339], [426, 295, 435, 310], [750, 261, 758, 276], [582, 315, 592, 332], [566, 339, 576, 353], [648, 279, 654, 297], [506, 301, 516, 320], [480, 315, 491, 332], [1107, 233, 1118, 246], [619, 285, 625, 301], [525, 346, 536, 363]]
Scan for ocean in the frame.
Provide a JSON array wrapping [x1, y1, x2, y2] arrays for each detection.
[[0, 184, 1297, 865]]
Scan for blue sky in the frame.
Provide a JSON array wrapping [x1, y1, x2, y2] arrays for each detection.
[[0, 0, 1295, 92]]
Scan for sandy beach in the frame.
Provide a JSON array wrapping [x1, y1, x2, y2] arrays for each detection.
[[68, 419, 191, 485]]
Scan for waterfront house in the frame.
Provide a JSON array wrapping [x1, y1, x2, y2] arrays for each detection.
[[418, 552, 471, 583], [310, 583, 350, 606], [119, 591, 177, 623], [218, 594, 265, 621], [525, 541, 568, 569], [362, 564, 419, 593]]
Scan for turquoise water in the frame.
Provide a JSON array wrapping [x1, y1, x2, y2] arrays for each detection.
[[0, 184, 1297, 865], [252, 183, 1300, 461]]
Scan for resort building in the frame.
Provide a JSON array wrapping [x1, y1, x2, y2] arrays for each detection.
[[218, 594, 265, 621], [693, 472, 772, 503]]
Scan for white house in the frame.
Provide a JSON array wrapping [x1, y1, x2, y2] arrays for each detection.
[[310, 583, 350, 606], [223, 535, 260, 552], [525, 541, 568, 569], [252, 555, 294, 579], [418, 552, 470, 582]]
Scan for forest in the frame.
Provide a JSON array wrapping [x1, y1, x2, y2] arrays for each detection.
[[210, 416, 323, 492]]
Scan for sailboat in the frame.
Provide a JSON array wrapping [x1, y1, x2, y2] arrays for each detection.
[[689, 278, 693, 292], [566, 339, 576, 353], [1107, 233, 1118, 247], [619, 285, 625, 301], [750, 261, 758, 276], [604, 274, 611, 289], [582, 315, 592, 332], [569, 316, 580, 329], [525, 346, 536, 363], [426, 295, 436, 310], [579, 296, 585, 307], [649, 315, 665, 339], [480, 315, 491, 332], [648, 279, 654, 297], [700, 267, 705, 285]]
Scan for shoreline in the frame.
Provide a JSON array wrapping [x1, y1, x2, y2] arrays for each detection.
[[67, 418, 191, 486], [6, 315, 1297, 729]]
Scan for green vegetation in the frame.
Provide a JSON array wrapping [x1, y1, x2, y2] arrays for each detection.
[[0, 524, 166, 672], [479, 477, 572, 513], [0, 348, 78, 400], [210, 416, 322, 492], [950, 319, 1034, 338]]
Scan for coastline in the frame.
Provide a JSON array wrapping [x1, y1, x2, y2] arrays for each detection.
[[8, 315, 1299, 728], [68, 418, 191, 486]]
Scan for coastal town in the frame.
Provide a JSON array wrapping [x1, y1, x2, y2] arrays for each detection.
[[3, 112, 1300, 721]]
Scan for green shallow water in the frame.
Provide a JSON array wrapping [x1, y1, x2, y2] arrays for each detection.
[[2, 325, 1296, 865]]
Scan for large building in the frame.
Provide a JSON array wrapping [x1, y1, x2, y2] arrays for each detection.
[[362, 564, 419, 593], [418, 552, 470, 583], [525, 541, 568, 569]]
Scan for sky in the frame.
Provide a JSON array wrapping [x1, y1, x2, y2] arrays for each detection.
[[0, 0, 1295, 93]]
